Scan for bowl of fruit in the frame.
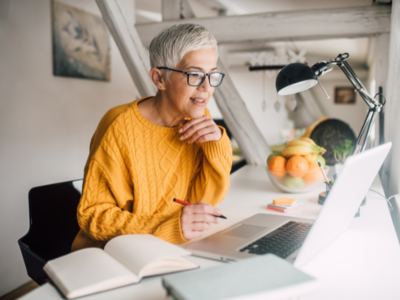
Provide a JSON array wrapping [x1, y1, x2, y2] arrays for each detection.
[[266, 138, 329, 193]]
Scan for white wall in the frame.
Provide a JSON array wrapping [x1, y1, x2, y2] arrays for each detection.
[[0, 0, 136, 296], [313, 77, 370, 137], [227, 67, 292, 146]]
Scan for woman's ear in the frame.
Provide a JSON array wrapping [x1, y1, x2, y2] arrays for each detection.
[[149, 68, 166, 90]]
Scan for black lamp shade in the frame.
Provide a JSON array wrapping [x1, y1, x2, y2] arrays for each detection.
[[276, 63, 318, 95]]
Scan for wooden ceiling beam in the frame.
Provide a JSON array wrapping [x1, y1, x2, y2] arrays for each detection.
[[96, 0, 156, 98], [136, 5, 391, 47], [162, 0, 195, 21]]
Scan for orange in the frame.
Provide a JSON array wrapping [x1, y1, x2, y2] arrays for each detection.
[[286, 155, 309, 177], [303, 153, 317, 163], [268, 156, 287, 178], [304, 162, 322, 182]]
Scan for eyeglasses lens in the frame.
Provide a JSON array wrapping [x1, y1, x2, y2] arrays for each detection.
[[188, 73, 204, 86], [209, 73, 222, 87]]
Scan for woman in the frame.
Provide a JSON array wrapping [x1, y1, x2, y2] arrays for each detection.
[[71, 24, 232, 251]]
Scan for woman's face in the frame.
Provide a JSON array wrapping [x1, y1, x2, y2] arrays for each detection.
[[164, 48, 217, 119]]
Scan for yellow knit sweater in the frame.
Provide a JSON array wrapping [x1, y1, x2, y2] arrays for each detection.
[[71, 97, 232, 251]]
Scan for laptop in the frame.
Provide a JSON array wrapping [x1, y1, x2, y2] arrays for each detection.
[[186, 143, 392, 267]]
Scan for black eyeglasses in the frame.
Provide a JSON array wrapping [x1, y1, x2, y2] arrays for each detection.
[[157, 67, 225, 87]]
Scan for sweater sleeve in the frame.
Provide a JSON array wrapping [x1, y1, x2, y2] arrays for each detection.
[[187, 124, 233, 206], [77, 123, 187, 244]]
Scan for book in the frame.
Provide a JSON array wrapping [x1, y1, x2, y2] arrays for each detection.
[[43, 234, 198, 299], [273, 197, 296, 206], [162, 254, 318, 300], [267, 203, 302, 213]]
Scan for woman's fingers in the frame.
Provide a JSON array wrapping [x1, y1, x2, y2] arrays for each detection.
[[189, 128, 219, 144], [180, 202, 223, 240], [179, 116, 222, 144], [191, 212, 219, 224], [180, 116, 210, 133], [191, 202, 222, 216], [180, 117, 213, 140], [192, 222, 211, 231], [187, 125, 215, 144]]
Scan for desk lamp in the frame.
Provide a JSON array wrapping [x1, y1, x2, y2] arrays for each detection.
[[275, 53, 385, 154]]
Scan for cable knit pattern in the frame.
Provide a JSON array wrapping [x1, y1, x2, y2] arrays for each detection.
[[71, 97, 232, 251]]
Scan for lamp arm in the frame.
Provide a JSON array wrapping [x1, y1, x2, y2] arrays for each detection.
[[341, 60, 380, 106], [330, 54, 380, 107], [336, 64, 374, 109], [353, 109, 374, 154], [327, 54, 383, 154], [361, 110, 378, 152]]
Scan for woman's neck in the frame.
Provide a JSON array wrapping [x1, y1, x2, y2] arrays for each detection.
[[138, 93, 183, 128]]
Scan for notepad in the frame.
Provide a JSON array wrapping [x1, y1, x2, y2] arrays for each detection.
[[43, 235, 198, 299], [273, 197, 297, 206], [162, 254, 318, 300]]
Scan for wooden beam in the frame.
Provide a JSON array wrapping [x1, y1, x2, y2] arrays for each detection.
[[136, 6, 391, 47], [96, 0, 157, 98], [214, 60, 271, 165], [162, 0, 195, 20], [181, 0, 195, 19], [162, 0, 181, 21], [197, 0, 227, 13]]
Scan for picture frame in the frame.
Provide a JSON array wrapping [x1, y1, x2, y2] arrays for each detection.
[[51, 1, 111, 81], [334, 87, 356, 104]]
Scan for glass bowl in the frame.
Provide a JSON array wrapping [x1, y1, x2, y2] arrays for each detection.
[[266, 166, 330, 193]]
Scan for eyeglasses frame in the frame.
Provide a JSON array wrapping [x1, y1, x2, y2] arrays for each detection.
[[157, 67, 225, 87]]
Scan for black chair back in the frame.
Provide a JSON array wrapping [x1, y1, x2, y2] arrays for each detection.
[[18, 179, 82, 284]]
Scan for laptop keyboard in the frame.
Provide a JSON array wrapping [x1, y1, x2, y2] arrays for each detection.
[[239, 221, 312, 259]]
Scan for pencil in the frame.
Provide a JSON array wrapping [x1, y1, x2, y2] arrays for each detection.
[[173, 198, 227, 219], [318, 162, 330, 185]]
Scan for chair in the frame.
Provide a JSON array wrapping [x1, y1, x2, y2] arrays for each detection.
[[18, 179, 83, 284]]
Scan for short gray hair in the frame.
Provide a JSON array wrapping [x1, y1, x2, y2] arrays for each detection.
[[149, 24, 218, 78]]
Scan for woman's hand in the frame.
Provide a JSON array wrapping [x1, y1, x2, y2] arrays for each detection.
[[180, 202, 221, 240], [179, 116, 222, 144]]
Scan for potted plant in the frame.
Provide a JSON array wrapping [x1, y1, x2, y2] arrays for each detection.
[[333, 139, 354, 174]]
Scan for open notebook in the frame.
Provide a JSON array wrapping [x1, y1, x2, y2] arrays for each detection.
[[43, 234, 198, 299]]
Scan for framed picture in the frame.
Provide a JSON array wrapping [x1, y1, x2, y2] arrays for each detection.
[[52, 1, 111, 81], [334, 87, 356, 104]]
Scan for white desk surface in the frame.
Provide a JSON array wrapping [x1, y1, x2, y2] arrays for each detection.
[[20, 165, 400, 300]]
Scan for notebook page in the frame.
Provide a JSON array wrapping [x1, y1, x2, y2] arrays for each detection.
[[104, 234, 194, 277], [44, 248, 139, 298]]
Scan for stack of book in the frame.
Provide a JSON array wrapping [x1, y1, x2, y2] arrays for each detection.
[[267, 197, 302, 213]]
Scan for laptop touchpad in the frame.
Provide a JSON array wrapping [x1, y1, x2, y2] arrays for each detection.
[[223, 224, 267, 238]]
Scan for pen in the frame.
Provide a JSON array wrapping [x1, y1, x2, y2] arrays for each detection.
[[173, 198, 227, 219]]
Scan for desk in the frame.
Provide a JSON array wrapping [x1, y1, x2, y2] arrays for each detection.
[[20, 166, 400, 300]]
